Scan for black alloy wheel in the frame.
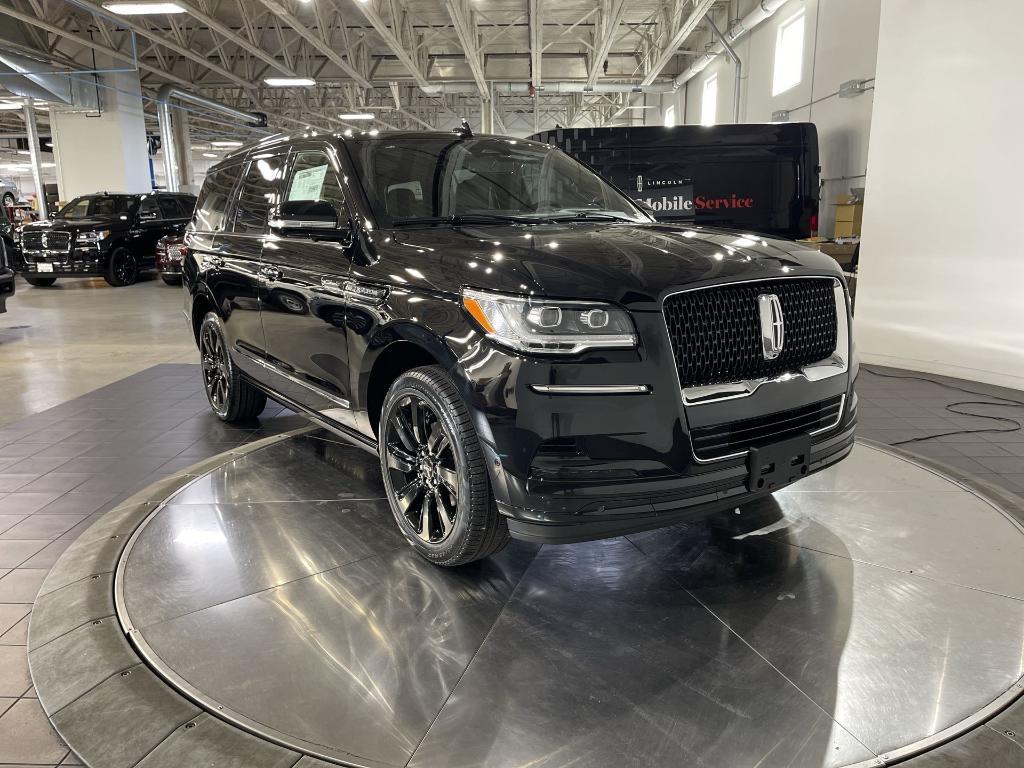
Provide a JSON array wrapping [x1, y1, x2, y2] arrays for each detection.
[[384, 393, 461, 544], [105, 247, 139, 286], [1, 192, 14, 208], [379, 366, 510, 566], [200, 321, 230, 415], [198, 312, 266, 422]]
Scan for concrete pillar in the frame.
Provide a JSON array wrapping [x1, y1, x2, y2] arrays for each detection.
[[22, 98, 47, 220], [50, 65, 150, 200]]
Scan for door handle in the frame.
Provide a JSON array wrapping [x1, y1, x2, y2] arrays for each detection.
[[321, 276, 343, 291], [259, 265, 282, 281]]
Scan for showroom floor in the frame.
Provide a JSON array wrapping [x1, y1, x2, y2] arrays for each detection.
[[0, 274, 1023, 766]]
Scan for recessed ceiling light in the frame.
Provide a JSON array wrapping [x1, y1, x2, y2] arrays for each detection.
[[339, 113, 374, 120], [210, 140, 243, 148], [264, 77, 316, 87], [101, 2, 186, 14]]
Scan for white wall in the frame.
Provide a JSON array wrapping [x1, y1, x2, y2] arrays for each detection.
[[854, 0, 1024, 390], [675, 0, 880, 236], [51, 69, 151, 199]]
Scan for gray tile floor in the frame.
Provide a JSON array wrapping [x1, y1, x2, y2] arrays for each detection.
[[0, 362, 1021, 767]]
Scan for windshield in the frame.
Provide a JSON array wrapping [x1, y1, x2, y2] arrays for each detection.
[[58, 195, 136, 219], [344, 136, 649, 228]]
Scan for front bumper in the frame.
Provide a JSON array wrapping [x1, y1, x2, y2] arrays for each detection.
[[459, 309, 858, 544], [20, 247, 107, 277]]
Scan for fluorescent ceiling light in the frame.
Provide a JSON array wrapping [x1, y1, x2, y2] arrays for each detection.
[[210, 140, 243, 148], [0, 102, 23, 111], [101, 2, 186, 14], [264, 77, 316, 87], [202, 152, 218, 158], [340, 113, 374, 120]]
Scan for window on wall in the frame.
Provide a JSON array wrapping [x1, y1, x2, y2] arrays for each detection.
[[701, 75, 718, 126], [664, 104, 676, 128], [772, 11, 805, 96]]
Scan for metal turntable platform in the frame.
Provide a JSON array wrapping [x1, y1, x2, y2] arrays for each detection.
[[27, 431, 1024, 768]]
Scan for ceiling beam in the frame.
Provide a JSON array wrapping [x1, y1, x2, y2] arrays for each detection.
[[528, 0, 543, 88], [66, 0, 257, 91], [255, 0, 374, 90], [586, 0, 627, 89], [174, 0, 297, 78], [641, 0, 715, 85], [348, 0, 431, 92], [445, 0, 488, 99]]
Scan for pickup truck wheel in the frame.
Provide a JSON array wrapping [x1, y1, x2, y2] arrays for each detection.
[[380, 365, 509, 567], [104, 247, 139, 286], [25, 276, 56, 287], [198, 312, 266, 422]]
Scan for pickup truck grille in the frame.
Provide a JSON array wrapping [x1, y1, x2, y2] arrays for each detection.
[[663, 278, 838, 389], [21, 231, 71, 252], [690, 395, 845, 461]]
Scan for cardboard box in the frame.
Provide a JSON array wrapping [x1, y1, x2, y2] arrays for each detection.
[[833, 220, 861, 238], [819, 242, 858, 267]]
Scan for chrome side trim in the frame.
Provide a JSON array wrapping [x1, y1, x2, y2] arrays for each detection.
[[530, 384, 651, 395], [670, 278, 850, 406], [690, 394, 846, 464], [234, 346, 351, 409]]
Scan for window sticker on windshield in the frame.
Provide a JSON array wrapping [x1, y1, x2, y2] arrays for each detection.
[[289, 164, 329, 201]]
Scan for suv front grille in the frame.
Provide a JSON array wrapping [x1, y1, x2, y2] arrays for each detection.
[[21, 231, 71, 251], [663, 278, 838, 388], [690, 395, 844, 461]]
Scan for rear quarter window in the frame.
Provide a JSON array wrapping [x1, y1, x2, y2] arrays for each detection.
[[194, 165, 243, 232]]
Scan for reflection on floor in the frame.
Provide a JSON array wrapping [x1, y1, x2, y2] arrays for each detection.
[[117, 436, 1024, 768], [0, 363, 1022, 766]]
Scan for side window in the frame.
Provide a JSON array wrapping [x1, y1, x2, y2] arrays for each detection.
[[156, 197, 179, 219], [194, 164, 243, 233], [232, 155, 286, 234], [139, 197, 161, 221], [286, 151, 346, 212], [178, 196, 197, 217]]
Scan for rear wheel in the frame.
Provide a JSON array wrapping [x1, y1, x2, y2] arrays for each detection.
[[198, 312, 266, 422], [25, 276, 56, 287], [379, 366, 509, 566], [104, 247, 139, 286]]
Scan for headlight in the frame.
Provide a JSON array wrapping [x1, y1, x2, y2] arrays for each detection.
[[461, 288, 636, 354], [76, 230, 110, 243]]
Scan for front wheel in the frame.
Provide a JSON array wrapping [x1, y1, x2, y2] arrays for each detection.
[[379, 366, 509, 567], [25, 276, 56, 287], [104, 247, 139, 286], [198, 312, 266, 422]]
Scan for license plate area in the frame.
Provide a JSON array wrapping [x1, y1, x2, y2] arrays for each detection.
[[747, 433, 812, 492], [36, 262, 54, 273]]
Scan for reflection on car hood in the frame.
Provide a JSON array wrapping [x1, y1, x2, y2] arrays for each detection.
[[366, 221, 842, 310], [23, 216, 126, 231]]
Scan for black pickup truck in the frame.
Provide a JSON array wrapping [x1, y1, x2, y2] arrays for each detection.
[[18, 191, 196, 287]]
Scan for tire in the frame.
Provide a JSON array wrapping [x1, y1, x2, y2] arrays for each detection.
[[161, 274, 182, 286], [104, 247, 139, 286], [25, 276, 56, 287], [198, 312, 266, 422], [2, 193, 15, 208], [379, 365, 509, 567]]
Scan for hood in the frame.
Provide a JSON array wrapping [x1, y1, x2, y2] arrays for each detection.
[[365, 221, 843, 310]]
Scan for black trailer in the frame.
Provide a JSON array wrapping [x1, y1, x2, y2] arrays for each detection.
[[529, 123, 820, 240]]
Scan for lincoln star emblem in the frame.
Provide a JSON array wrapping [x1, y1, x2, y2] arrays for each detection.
[[757, 293, 785, 360]]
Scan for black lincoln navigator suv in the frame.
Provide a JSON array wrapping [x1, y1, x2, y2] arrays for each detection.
[[184, 131, 857, 566], [18, 191, 196, 286]]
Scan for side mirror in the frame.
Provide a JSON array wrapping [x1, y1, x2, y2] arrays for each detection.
[[270, 200, 342, 233]]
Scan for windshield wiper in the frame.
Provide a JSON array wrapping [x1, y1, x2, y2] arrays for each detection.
[[546, 210, 638, 223], [391, 213, 539, 227]]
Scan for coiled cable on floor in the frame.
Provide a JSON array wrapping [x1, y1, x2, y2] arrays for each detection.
[[861, 367, 1024, 445]]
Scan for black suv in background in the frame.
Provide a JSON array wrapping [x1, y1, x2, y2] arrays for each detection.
[[18, 192, 196, 286], [184, 131, 857, 566]]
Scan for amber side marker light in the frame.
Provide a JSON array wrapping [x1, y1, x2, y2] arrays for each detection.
[[462, 295, 496, 333]]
